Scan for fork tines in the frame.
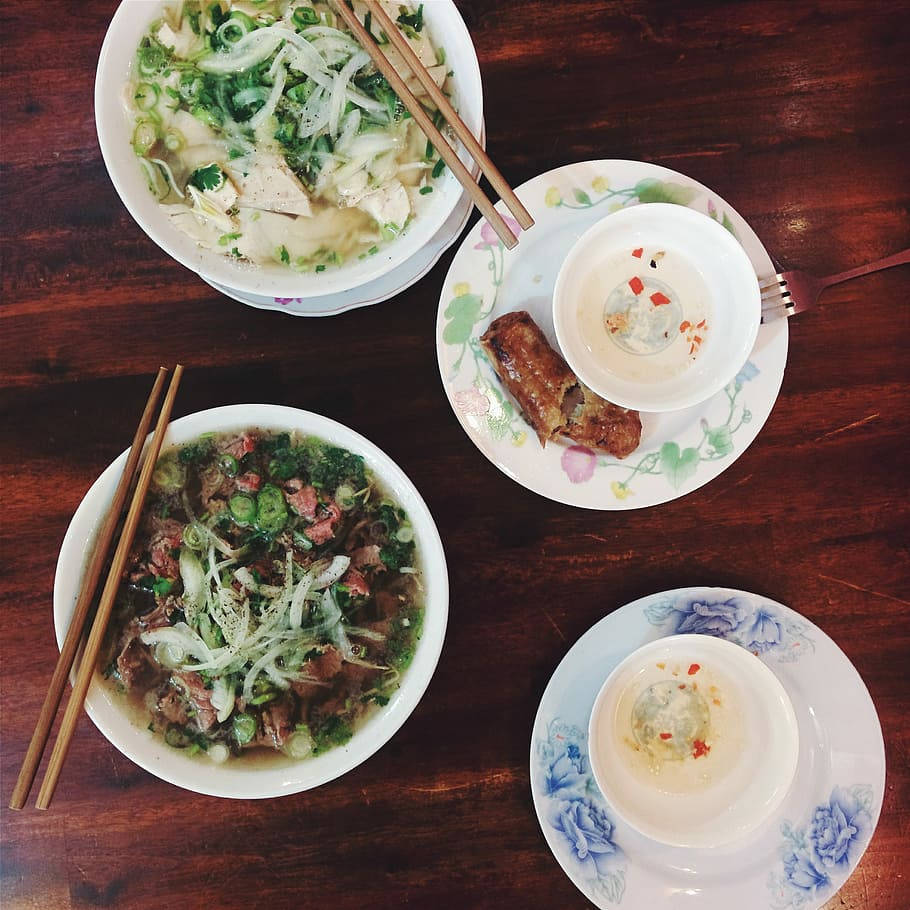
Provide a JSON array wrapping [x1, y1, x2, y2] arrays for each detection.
[[759, 274, 795, 321]]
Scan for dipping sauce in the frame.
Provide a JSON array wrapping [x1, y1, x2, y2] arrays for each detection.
[[613, 656, 744, 796], [575, 247, 712, 384]]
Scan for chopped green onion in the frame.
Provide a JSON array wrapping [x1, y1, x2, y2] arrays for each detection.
[[164, 128, 185, 151], [132, 119, 158, 156], [292, 6, 320, 28], [335, 484, 356, 510], [419, 185, 433, 195], [134, 81, 160, 111], [277, 245, 290, 264], [229, 493, 257, 526], [432, 158, 446, 179], [232, 713, 257, 744], [293, 531, 314, 551], [152, 577, 175, 596], [218, 453, 240, 476], [255, 484, 288, 534], [182, 522, 207, 551]]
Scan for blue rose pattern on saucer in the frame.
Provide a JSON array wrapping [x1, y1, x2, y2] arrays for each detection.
[[768, 786, 875, 908], [643, 591, 816, 662], [535, 719, 627, 904]]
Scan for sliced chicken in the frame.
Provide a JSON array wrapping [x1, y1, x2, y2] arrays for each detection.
[[227, 154, 313, 216], [356, 180, 411, 231]]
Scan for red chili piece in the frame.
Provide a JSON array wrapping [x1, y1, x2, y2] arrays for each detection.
[[632, 247, 644, 258], [687, 663, 700, 675], [692, 739, 711, 759], [628, 276, 644, 295], [659, 732, 673, 740], [650, 291, 671, 306]]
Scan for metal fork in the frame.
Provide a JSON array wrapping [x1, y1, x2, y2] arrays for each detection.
[[760, 247, 910, 321]]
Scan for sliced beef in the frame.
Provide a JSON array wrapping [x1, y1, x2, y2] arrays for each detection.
[[173, 671, 218, 732], [342, 567, 370, 597], [285, 479, 317, 518], [235, 472, 261, 493], [156, 688, 189, 725], [351, 545, 383, 571], [117, 638, 162, 690], [305, 501, 342, 545], [258, 693, 296, 749]]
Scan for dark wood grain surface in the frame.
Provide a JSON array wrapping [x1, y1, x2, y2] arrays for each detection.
[[2, 1, 909, 907]]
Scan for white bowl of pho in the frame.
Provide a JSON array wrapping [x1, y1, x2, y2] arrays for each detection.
[[53, 404, 448, 798], [95, 1, 483, 300]]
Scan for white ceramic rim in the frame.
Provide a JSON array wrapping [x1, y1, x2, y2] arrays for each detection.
[[552, 203, 761, 412], [587, 633, 799, 848], [53, 404, 449, 799], [94, 0, 484, 298]]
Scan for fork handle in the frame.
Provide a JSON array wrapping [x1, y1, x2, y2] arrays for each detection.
[[821, 248, 910, 288]]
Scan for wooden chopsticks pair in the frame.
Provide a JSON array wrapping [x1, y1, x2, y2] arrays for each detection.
[[334, 1, 533, 249], [9, 365, 184, 811]]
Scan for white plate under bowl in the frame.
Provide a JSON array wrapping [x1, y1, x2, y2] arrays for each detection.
[[53, 404, 448, 799], [530, 587, 885, 909], [436, 159, 788, 510], [95, 0, 483, 299], [552, 204, 761, 412], [200, 124, 484, 317]]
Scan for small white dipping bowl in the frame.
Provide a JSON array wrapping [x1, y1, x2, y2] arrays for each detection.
[[553, 204, 760, 412], [95, 1, 483, 300], [53, 405, 448, 799], [588, 634, 798, 848]]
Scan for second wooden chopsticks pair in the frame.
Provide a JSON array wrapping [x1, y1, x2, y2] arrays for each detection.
[[9, 365, 184, 811], [334, 1, 532, 249]]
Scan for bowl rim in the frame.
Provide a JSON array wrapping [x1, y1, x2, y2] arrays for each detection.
[[587, 633, 799, 847], [53, 404, 449, 799], [552, 203, 761, 413], [94, 0, 484, 299]]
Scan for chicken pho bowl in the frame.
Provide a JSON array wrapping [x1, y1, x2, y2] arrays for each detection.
[[53, 405, 448, 798], [95, 1, 483, 299]]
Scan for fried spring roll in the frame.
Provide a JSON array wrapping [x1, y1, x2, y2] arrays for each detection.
[[480, 311, 642, 458], [480, 311, 577, 446]]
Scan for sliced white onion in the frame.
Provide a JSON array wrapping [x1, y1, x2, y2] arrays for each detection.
[[141, 623, 212, 664], [248, 63, 287, 129], [328, 49, 370, 136], [289, 569, 316, 630], [149, 158, 185, 198], [242, 640, 292, 704], [179, 548, 206, 624], [197, 28, 285, 74], [210, 676, 235, 723], [314, 555, 351, 589]]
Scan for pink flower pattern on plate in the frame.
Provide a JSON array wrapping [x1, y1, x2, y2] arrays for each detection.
[[454, 387, 490, 417], [473, 215, 522, 250], [561, 445, 597, 484]]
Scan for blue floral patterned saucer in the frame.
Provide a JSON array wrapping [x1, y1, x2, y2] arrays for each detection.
[[529, 588, 885, 909]]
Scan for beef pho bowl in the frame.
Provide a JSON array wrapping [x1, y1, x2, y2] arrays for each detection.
[[95, 1, 483, 299], [54, 405, 448, 798]]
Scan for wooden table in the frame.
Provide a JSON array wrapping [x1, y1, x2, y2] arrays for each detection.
[[2, 1, 908, 907]]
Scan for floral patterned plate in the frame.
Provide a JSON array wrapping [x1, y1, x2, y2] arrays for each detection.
[[201, 127, 484, 317], [530, 588, 885, 909], [435, 160, 788, 508]]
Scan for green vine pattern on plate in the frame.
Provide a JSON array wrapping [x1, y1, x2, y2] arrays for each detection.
[[443, 175, 751, 498]]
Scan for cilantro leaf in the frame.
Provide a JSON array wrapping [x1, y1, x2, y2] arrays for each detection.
[[188, 163, 224, 192]]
